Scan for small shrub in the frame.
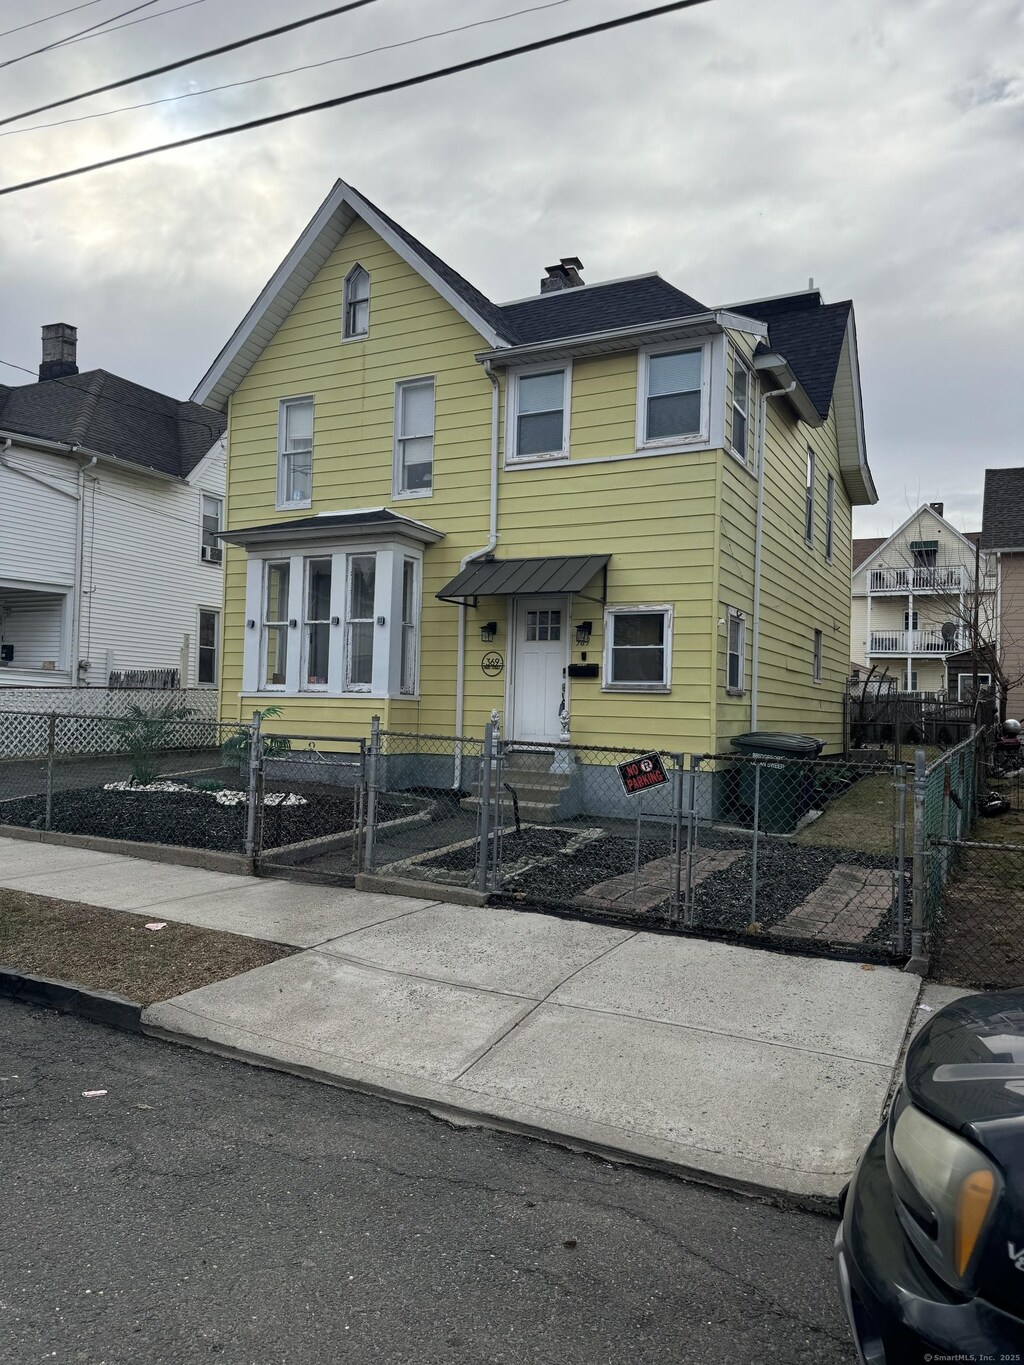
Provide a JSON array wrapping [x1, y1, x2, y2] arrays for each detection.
[[108, 701, 196, 786], [222, 705, 292, 769], [192, 777, 226, 792]]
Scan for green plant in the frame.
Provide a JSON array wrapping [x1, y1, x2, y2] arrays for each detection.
[[192, 777, 226, 792], [108, 701, 196, 787], [221, 706, 292, 768]]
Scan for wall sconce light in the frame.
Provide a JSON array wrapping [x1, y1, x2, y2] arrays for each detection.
[[480, 621, 498, 643], [246, 619, 255, 630], [330, 615, 340, 626], [288, 618, 298, 628], [575, 621, 593, 647]]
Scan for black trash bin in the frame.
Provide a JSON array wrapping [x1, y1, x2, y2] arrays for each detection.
[[729, 732, 825, 833]]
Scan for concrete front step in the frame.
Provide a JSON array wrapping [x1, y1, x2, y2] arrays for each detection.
[[461, 795, 563, 824]]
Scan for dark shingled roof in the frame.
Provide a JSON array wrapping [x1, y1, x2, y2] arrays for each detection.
[[0, 369, 224, 478], [732, 291, 852, 422], [499, 276, 708, 345], [853, 537, 886, 569], [982, 467, 1024, 549]]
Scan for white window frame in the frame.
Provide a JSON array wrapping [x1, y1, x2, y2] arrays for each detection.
[[342, 263, 370, 340], [393, 376, 435, 499], [506, 362, 571, 464], [730, 355, 754, 467], [726, 608, 746, 696], [197, 607, 219, 687], [300, 556, 332, 693], [804, 447, 816, 546], [636, 341, 712, 451], [260, 560, 292, 692], [200, 493, 223, 564], [904, 609, 920, 632], [825, 474, 836, 562], [277, 396, 314, 511], [602, 604, 673, 693], [343, 553, 377, 694], [909, 670, 919, 693], [400, 556, 420, 696], [812, 628, 823, 684], [958, 672, 992, 702]]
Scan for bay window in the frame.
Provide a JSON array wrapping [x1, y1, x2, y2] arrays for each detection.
[[302, 558, 332, 689], [401, 557, 419, 695], [344, 554, 376, 692], [262, 561, 290, 689]]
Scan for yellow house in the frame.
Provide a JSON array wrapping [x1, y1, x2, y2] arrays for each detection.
[[193, 181, 876, 757]]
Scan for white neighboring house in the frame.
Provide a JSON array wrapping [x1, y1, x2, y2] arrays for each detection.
[[0, 324, 226, 690], [851, 501, 996, 696]]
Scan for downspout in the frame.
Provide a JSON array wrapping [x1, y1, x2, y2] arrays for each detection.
[[452, 359, 501, 786], [750, 381, 796, 730], [72, 448, 97, 685]]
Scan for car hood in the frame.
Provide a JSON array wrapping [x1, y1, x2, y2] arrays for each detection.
[[906, 989, 1024, 1155]]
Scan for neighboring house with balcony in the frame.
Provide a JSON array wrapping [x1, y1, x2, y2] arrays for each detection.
[[851, 502, 995, 696], [0, 325, 226, 689], [981, 467, 1024, 720], [193, 179, 876, 755]]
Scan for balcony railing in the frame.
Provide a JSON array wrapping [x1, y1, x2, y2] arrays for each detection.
[[869, 565, 965, 594], [869, 629, 960, 655]]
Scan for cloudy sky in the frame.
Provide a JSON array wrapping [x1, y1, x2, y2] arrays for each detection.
[[1, 0, 1021, 535]]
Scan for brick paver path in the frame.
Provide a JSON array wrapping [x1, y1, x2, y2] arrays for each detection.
[[583, 848, 743, 914], [770, 864, 893, 942]]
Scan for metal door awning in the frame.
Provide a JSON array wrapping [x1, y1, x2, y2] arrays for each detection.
[[436, 554, 610, 605]]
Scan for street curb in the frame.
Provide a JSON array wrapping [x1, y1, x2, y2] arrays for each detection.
[[0, 823, 254, 876], [141, 1017, 841, 1218], [0, 965, 142, 1032]]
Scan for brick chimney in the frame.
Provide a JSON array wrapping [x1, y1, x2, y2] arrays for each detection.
[[39, 323, 78, 381], [540, 257, 585, 293], [929, 501, 944, 517]]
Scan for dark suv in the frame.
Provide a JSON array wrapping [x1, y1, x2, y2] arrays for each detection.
[[836, 989, 1024, 1364]]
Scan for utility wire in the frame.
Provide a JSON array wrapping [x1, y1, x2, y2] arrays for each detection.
[[46, 0, 219, 52], [0, 0, 111, 42], [0, 0, 383, 127], [0, 0, 160, 72], [1, 0, 577, 139], [0, 0, 713, 195]]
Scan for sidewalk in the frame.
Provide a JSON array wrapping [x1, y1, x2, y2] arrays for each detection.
[[0, 835, 923, 1204]]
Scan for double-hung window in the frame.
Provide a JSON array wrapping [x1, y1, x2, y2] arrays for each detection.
[[197, 608, 219, 686], [278, 397, 313, 508], [730, 357, 753, 466], [302, 558, 332, 689], [400, 558, 419, 695], [343, 264, 369, 339], [804, 448, 816, 545], [262, 561, 291, 689], [394, 377, 435, 496], [825, 474, 835, 562], [604, 607, 672, 690], [344, 555, 376, 692], [639, 346, 708, 446], [510, 367, 569, 461], [727, 609, 746, 694], [812, 628, 823, 683], [201, 494, 223, 563]]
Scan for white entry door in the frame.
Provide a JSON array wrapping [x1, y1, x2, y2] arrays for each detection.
[[511, 597, 566, 743]]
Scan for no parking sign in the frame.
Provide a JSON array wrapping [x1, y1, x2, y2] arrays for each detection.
[[616, 752, 669, 797]]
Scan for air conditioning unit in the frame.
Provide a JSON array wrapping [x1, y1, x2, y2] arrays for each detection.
[[201, 544, 223, 564]]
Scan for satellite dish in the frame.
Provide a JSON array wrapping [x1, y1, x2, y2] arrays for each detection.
[[940, 621, 958, 643]]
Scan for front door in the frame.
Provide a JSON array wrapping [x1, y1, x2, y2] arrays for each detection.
[[511, 597, 566, 743]]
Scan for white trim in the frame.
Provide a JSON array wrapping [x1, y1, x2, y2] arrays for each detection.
[[299, 554, 332, 692], [726, 607, 746, 696], [392, 375, 436, 500], [508, 594, 571, 743], [342, 262, 370, 342], [812, 627, 823, 683], [804, 447, 816, 547], [192, 180, 506, 411], [825, 474, 836, 563], [259, 559, 292, 693], [636, 339, 712, 451], [505, 361, 572, 465], [199, 490, 224, 565], [602, 603, 673, 693], [196, 605, 220, 688], [729, 350, 754, 468], [957, 672, 992, 702], [276, 395, 314, 511]]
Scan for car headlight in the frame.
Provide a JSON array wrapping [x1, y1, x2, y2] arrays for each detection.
[[887, 1098, 1003, 1293]]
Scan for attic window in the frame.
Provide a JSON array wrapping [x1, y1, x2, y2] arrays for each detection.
[[343, 265, 370, 339]]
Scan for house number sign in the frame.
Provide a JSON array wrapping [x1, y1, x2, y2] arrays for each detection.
[[617, 752, 669, 797], [481, 652, 504, 677]]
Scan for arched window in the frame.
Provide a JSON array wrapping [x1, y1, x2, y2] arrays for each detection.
[[343, 264, 370, 339]]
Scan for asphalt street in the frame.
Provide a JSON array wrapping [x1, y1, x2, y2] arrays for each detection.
[[0, 999, 856, 1365]]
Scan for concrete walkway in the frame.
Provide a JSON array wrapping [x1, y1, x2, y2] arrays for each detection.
[[0, 835, 923, 1204]]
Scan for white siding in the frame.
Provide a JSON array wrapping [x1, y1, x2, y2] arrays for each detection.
[[0, 445, 78, 587]]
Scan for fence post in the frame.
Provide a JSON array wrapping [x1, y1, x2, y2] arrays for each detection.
[[911, 748, 927, 963], [669, 754, 685, 926], [363, 715, 380, 874], [940, 762, 952, 884], [476, 721, 494, 893], [750, 761, 761, 925], [243, 710, 262, 859], [44, 713, 56, 832], [895, 764, 908, 955], [684, 755, 699, 928]]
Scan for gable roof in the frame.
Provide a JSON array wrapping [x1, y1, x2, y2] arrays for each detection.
[[0, 369, 224, 478], [981, 467, 1024, 550], [854, 504, 982, 578]]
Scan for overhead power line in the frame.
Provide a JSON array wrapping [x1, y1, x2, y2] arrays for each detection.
[[0, 0, 712, 196], [50, 0, 218, 52], [0, 0, 111, 42], [0, 0, 383, 128], [1, 0, 577, 139], [0, 0, 160, 72]]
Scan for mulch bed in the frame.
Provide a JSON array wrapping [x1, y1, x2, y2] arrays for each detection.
[[0, 782, 359, 853], [0, 887, 293, 1006]]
